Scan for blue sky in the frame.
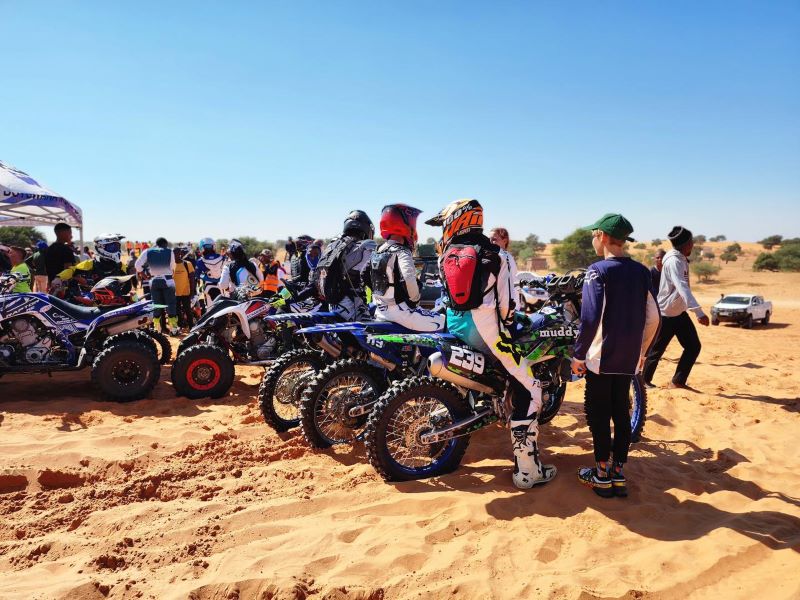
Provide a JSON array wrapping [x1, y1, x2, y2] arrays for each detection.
[[2, 1, 798, 244]]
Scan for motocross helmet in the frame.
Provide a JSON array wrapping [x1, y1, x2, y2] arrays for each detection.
[[379, 204, 422, 248], [174, 245, 189, 259], [228, 239, 247, 261], [425, 199, 483, 248], [294, 235, 315, 253], [36, 240, 48, 251], [343, 210, 375, 240], [199, 237, 215, 254], [91, 276, 133, 307], [93, 234, 125, 263]]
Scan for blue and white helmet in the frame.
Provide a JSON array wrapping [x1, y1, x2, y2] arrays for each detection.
[[199, 237, 215, 252], [94, 233, 124, 263]]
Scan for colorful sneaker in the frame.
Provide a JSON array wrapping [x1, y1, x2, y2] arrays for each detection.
[[611, 471, 627, 497], [577, 466, 614, 498]]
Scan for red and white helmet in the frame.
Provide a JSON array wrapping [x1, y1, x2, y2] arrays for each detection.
[[379, 204, 422, 247]]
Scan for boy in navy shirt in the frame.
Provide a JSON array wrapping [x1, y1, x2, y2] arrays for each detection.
[[572, 214, 660, 497]]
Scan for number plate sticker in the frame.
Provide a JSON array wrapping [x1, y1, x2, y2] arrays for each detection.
[[446, 346, 485, 375]]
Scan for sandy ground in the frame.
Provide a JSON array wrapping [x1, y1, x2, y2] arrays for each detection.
[[1, 244, 799, 600]]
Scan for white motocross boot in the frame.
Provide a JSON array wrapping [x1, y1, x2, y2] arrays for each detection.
[[510, 418, 557, 489]]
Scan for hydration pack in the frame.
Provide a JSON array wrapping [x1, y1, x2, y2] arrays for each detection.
[[441, 243, 500, 311], [312, 236, 355, 304]]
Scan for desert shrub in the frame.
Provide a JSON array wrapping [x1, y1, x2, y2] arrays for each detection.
[[753, 253, 780, 271], [710, 235, 727, 242], [634, 243, 647, 250], [758, 235, 783, 250], [691, 261, 720, 282], [720, 251, 738, 263], [725, 242, 742, 255], [651, 239, 662, 247]]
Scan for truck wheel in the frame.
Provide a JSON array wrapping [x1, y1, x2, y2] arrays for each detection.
[[742, 314, 753, 329], [761, 312, 770, 325], [711, 318, 719, 326]]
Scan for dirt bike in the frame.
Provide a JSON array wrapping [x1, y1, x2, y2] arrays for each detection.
[[291, 320, 437, 448], [363, 270, 648, 481], [170, 282, 337, 399], [0, 273, 160, 402]]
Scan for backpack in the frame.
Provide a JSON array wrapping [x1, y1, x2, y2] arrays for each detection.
[[312, 236, 355, 304], [440, 243, 500, 311]]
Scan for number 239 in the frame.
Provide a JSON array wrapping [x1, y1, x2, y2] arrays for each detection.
[[450, 347, 485, 374]]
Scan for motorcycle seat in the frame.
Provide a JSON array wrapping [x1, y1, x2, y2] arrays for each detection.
[[46, 295, 102, 321]]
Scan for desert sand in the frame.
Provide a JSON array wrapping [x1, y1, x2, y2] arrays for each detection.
[[1, 243, 799, 600]]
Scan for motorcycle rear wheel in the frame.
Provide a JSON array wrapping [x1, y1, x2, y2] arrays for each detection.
[[364, 376, 471, 482]]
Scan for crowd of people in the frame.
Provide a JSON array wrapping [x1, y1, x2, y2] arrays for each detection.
[[1, 201, 711, 498]]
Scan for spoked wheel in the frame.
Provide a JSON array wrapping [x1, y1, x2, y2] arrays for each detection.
[[630, 374, 648, 443], [171, 343, 235, 399], [365, 376, 471, 482], [91, 340, 159, 402], [300, 359, 386, 448], [258, 349, 326, 432]]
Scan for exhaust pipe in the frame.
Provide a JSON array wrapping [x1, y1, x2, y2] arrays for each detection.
[[428, 352, 493, 394]]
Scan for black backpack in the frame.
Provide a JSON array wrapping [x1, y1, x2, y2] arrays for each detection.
[[312, 236, 355, 304]]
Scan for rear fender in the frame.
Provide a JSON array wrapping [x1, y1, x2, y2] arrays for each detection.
[[85, 300, 153, 340]]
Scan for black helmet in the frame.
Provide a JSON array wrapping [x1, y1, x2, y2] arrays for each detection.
[[295, 235, 315, 253], [343, 210, 374, 240]]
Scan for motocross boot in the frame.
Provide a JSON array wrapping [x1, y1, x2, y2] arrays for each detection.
[[167, 316, 180, 336], [510, 418, 557, 489]]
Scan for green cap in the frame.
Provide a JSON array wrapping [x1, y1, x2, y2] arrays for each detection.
[[583, 213, 635, 242]]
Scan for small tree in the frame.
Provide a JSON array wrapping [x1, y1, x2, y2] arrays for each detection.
[[703, 250, 715, 260], [0, 226, 46, 247], [425, 237, 436, 245], [651, 239, 662, 247], [691, 261, 720, 282], [725, 242, 742, 255], [552, 229, 597, 270], [709, 235, 727, 242], [753, 253, 780, 271], [634, 242, 647, 250], [758, 235, 783, 250], [720, 250, 738, 264], [549, 238, 561, 244], [693, 234, 707, 244]]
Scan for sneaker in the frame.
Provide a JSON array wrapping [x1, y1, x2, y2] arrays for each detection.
[[611, 472, 627, 497], [577, 466, 614, 498]]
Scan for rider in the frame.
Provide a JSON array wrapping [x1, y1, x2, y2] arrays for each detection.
[[369, 205, 445, 332], [195, 237, 226, 301], [288, 235, 316, 286], [311, 210, 376, 321], [427, 198, 556, 490], [51, 234, 128, 295], [220, 239, 262, 294], [135, 237, 179, 335]]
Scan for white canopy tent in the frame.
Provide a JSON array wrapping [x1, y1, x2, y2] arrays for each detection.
[[0, 160, 83, 250]]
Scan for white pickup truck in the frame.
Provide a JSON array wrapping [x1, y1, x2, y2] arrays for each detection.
[[711, 294, 772, 329]]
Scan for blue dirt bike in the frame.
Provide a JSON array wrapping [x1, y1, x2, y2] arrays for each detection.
[[290, 320, 438, 448], [0, 273, 160, 402], [363, 270, 648, 481]]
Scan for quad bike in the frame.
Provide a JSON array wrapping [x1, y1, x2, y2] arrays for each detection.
[[0, 273, 160, 402], [170, 283, 337, 399], [363, 270, 648, 481]]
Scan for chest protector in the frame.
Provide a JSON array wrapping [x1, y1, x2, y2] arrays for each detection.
[[311, 236, 355, 304], [441, 243, 500, 311], [200, 254, 225, 280], [370, 243, 408, 303]]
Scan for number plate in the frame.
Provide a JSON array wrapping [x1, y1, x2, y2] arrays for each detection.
[[446, 346, 486, 375]]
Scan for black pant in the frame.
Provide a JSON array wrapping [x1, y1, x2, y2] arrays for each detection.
[[643, 312, 701, 385], [584, 371, 632, 464], [176, 295, 193, 328]]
